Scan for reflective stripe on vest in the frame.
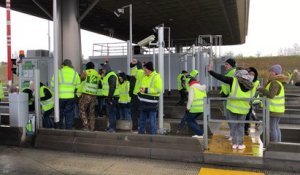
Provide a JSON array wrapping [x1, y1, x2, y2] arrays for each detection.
[[226, 77, 253, 115], [82, 69, 99, 95], [189, 87, 207, 113], [58, 67, 77, 98], [119, 80, 131, 103], [138, 72, 160, 103], [102, 72, 119, 97], [40, 86, 54, 111], [220, 68, 236, 95], [266, 80, 285, 113]]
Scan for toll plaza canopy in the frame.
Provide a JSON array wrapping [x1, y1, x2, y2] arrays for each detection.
[[0, 0, 249, 46]]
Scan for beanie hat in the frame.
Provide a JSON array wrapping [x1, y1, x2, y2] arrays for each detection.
[[190, 69, 199, 78], [225, 58, 236, 68], [269, 64, 282, 75], [63, 59, 73, 68], [181, 70, 188, 74], [85, 62, 95, 69], [143, 61, 154, 71]]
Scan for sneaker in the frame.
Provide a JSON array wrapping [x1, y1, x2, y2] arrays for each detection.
[[106, 128, 116, 133], [131, 130, 138, 134], [232, 144, 238, 149], [192, 135, 203, 139], [238, 144, 246, 150]]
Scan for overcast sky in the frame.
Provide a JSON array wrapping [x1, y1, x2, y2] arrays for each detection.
[[1, 0, 300, 62]]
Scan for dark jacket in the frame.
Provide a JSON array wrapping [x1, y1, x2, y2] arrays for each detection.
[[102, 64, 117, 98]]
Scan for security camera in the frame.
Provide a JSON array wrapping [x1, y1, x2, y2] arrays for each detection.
[[137, 35, 156, 47]]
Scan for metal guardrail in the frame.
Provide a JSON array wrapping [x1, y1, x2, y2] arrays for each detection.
[[203, 97, 270, 150]]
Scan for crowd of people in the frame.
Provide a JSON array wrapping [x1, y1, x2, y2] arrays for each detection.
[[176, 58, 289, 150], [14, 56, 293, 144], [26, 59, 162, 134]]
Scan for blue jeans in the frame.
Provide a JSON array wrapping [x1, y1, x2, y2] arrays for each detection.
[[59, 98, 75, 129], [270, 116, 281, 142], [185, 112, 203, 135], [118, 103, 131, 121], [228, 111, 246, 145], [139, 110, 157, 135], [106, 98, 118, 131], [43, 108, 54, 128]]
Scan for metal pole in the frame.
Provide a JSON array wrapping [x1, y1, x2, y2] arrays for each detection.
[[167, 27, 171, 92], [129, 4, 132, 74], [48, 21, 51, 56], [192, 44, 195, 70], [184, 55, 188, 71], [34, 69, 40, 129], [127, 40, 130, 74], [203, 97, 209, 149], [158, 26, 164, 134], [53, 0, 60, 123], [153, 48, 156, 69]]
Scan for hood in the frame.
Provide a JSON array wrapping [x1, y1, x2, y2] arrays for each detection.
[[102, 63, 112, 74], [190, 83, 206, 91], [269, 74, 289, 84], [190, 70, 199, 78]]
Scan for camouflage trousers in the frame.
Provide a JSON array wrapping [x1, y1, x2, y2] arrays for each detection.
[[79, 93, 97, 131]]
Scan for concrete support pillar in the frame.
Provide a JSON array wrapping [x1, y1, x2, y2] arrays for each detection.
[[61, 0, 82, 72]]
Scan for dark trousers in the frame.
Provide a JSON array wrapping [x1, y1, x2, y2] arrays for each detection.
[[59, 98, 75, 129], [43, 108, 54, 128], [185, 112, 203, 135], [97, 96, 104, 117], [130, 95, 140, 130], [178, 89, 187, 104], [106, 97, 118, 131]]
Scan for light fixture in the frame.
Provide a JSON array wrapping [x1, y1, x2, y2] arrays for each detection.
[[114, 8, 125, 17]]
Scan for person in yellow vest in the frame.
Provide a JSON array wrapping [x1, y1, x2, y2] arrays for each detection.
[[178, 78, 207, 137], [138, 61, 162, 135], [129, 59, 144, 133], [39, 82, 54, 128], [102, 62, 119, 132], [208, 64, 254, 150], [22, 81, 35, 112], [51, 59, 80, 129], [244, 67, 260, 135], [79, 62, 100, 131], [118, 72, 131, 121], [185, 69, 199, 93], [177, 70, 188, 105], [96, 68, 104, 117], [257, 64, 288, 142], [0, 80, 4, 101]]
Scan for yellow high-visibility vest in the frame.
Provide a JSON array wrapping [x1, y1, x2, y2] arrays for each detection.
[[82, 69, 100, 95], [51, 66, 80, 99], [189, 86, 207, 113], [220, 68, 236, 96], [102, 71, 119, 97], [226, 77, 253, 115], [40, 85, 54, 111], [119, 80, 131, 103], [138, 71, 162, 103], [266, 80, 285, 113]]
